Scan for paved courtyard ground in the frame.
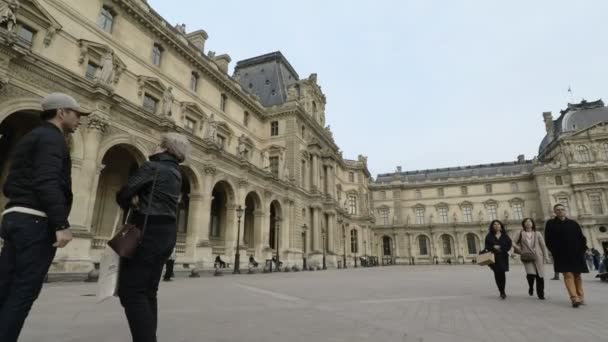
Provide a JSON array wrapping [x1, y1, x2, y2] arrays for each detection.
[[19, 265, 608, 342]]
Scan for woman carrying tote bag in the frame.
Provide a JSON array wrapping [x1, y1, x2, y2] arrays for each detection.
[[115, 133, 189, 342], [512, 218, 550, 300], [485, 220, 512, 299]]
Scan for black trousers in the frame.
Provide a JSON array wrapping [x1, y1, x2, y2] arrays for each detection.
[[0, 212, 56, 342], [118, 218, 176, 342], [163, 259, 175, 280], [493, 271, 506, 294]]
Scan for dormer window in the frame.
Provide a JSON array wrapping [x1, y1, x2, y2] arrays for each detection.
[[270, 121, 279, 136]]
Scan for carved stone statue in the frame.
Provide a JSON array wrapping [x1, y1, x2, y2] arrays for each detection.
[[204, 113, 217, 141], [175, 23, 186, 34], [0, 0, 19, 33], [207, 50, 216, 58], [237, 134, 248, 159], [97, 50, 114, 85], [504, 210, 509, 220], [161, 87, 174, 117], [261, 150, 270, 171]]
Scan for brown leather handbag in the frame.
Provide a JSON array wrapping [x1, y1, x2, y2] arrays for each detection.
[[108, 169, 158, 259]]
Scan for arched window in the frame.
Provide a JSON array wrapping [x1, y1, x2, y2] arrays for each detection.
[[442, 235, 452, 255], [350, 229, 358, 253], [418, 235, 429, 255], [466, 234, 478, 255], [577, 145, 591, 163]]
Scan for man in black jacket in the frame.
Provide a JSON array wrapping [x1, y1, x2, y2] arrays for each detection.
[[545, 203, 589, 308], [0, 93, 89, 341]]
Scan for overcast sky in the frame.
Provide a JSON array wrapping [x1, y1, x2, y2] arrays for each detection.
[[149, 0, 608, 177]]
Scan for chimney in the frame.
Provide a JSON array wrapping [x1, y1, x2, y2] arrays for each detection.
[[517, 154, 525, 163], [396, 166, 402, 172], [186, 30, 209, 54], [213, 54, 231, 74], [543, 111, 554, 140]]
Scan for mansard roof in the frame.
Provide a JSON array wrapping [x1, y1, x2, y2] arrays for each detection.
[[375, 160, 534, 184]]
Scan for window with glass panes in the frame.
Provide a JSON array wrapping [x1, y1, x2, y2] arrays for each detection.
[[512, 202, 524, 220], [463, 206, 473, 222], [487, 204, 498, 220], [415, 207, 425, 224], [18, 25, 35, 45], [270, 121, 279, 136], [143, 94, 158, 113], [269, 156, 279, 177], [152, 44, 162, 66], [438, 207, 448, 223], [578, 145, 591, 162], [589, 193, 604, 214], [555, 176, 563, 185], [86, 62, 99, 80], [380, 208, 389, 226], [97, 6, 114, 33], [350, 229, 358, 253], [348, 195, 357, 215], [485, 184, 493, 194], [184, 117, 196, 133], [349, 172, 355, 182]]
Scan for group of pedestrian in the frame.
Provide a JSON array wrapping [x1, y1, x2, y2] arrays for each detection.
[[0, 93, 190, 342], [485, 203, 590, 308]]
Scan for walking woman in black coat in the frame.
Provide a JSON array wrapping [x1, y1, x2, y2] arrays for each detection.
[[485, 220, 513, 299]]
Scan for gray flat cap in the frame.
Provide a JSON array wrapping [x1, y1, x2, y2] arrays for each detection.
[[41, 93, 91, 115]]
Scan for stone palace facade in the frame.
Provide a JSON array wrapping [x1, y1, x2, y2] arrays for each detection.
[[0, 1, 607, 276]]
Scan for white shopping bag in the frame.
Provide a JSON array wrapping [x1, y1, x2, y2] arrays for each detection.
[[96, 209, 123, 303], [96, 246, 120, 303]]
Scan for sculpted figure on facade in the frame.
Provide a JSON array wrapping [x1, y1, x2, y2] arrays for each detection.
[[161, 87, 174, 118], [237, 134, 248, 159], [175, 23, 186, 34], [0, 0, 19, 33], [261, 150, 270, 171], [97, 50, 115, 86], [204, 113, 218, 142]]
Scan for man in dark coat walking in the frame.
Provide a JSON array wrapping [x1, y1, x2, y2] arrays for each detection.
[[545, 204, 589, 308]]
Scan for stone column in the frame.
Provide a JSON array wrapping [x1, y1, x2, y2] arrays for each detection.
[[393, 232, 400, 258], [77, 113, 108, 230], [184, 193, 205, 260], [312, 206, 321, 252], [197, 166, 216, 246], [311, 154, 319, 190], [327, 212, 335, 253], [575, 191, 589, 216]]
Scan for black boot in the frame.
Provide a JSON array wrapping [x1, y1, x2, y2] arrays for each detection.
[[526, 274, 535, 296], [536, 276, 545, 300]]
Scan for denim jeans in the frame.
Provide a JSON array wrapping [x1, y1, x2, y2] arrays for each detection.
[[0, 212, 56, 342]]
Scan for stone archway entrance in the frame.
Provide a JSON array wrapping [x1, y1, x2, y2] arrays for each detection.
[[0, 110, 42, 209], [243, 192, 262, 252], [91, 144, 144, 240], [209, 181, 235, 256]]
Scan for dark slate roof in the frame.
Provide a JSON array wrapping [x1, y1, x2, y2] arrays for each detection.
[[233, 51, 299, 107], [375, 160, 534, 184], [539, 99, 608, 154]]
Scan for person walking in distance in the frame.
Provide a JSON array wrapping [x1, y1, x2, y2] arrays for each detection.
[[485, 220, 513, 299], [512, 218, 550, 300], [545, 204, 589, 308], [0, 93, 90, 342]]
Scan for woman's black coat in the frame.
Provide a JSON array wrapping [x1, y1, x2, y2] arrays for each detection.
[[485, 232, 512, 273]]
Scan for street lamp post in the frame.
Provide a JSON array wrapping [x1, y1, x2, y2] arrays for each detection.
[[363, 240, 367, 266], [302, 224, 308, 270], [342, 226, 347, 269], [322, 227, 327, 270], [275, 216, 282, 270], [233, 205, 245, 274]]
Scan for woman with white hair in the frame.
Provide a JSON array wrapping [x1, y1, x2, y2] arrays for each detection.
[[115, 133, 190, 342]]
